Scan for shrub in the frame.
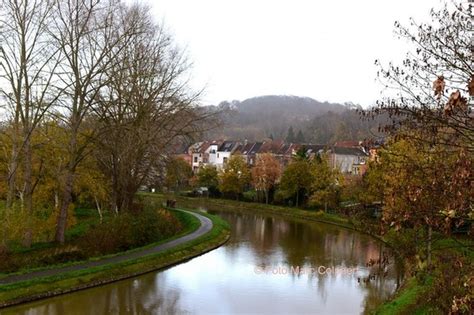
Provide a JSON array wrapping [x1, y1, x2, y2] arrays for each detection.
[[242, 190, 257, 202], [78, 208, 182, 256]]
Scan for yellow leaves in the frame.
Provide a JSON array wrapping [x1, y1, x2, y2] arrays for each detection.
[[440, 209, 456, 218], [218, 155, 251, 195]]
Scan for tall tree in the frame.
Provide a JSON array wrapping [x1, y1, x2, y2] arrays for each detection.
[[197, 165, 219, 195], [285, 126, 295, 143], [0, 0, 61, 246], [93, 3, 210, 212], [279, 159, 313, 207], [218, 155, 250, 200], [373, 137, 473, 265], [309, 155, 341, 212], [165, 157, 192, 193], [50, 0, 129, 244], [364, 2, 474, 247], [295, 130, 305, 144], [251, 153, 281, 204]]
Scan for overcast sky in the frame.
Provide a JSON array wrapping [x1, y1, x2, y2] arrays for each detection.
[[143, 0, 441, 107]]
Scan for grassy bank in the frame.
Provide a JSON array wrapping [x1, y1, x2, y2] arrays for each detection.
[[0, 208, 199, 280], [149, 193, 353, 227], [154, 194, 473, 314], [0, 209, 230, 308], [0, 204, 188, 274]]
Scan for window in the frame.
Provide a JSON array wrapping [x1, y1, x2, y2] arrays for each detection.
[[217, 153, 220, 158], [223, 157, 228, 164], [194, 157, 198, 163]]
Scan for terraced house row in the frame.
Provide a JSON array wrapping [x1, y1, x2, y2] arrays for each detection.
[[176, 139, 382, 176]]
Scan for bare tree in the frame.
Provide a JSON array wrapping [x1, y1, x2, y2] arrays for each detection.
[[364, 2, 473, 152], [49, 0, 130, 243], [94, 4, 215, 212], [0, 0, 61, 246]]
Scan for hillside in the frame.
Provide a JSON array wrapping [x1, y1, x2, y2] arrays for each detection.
[[204, 95, 382, 143]]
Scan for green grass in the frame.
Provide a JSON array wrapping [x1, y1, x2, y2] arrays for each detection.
[[145, 193, 353, 228], [0, 209, 230, 307], [4, 207, 99, 255], [374, 277, 434, 315], [0, 208, 200, 279]]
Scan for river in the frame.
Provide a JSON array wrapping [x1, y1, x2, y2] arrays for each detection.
[[1, 206, 403, 315]]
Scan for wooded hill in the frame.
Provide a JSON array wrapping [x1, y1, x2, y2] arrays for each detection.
[[204, 95, 384, 143]]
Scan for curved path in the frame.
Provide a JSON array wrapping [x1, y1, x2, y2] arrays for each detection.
[[0, 209, 212, 285]]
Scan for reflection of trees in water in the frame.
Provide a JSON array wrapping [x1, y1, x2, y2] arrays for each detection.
[[4, 273, 183, 315], [210, 207, 403, 312], [102, 274, 182, 314], [6, 203, 403, 314]]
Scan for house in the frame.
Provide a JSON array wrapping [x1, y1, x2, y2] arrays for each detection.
[[215, 140, 241, 169], [303, 144, 327, 160], [172, 143, 192, 166], [330, 146, 369, 175], [206, 140, 221, 166], [334, 141, 360, 148], [273, 143, 299, 167], [234, 141, 258, 165], [246, 142, 263, 165], [189, 141, 210, 172]]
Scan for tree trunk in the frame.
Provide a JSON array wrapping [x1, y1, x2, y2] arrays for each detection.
[[265, 189, 269, 204], [6, 153, 17, 209], [296, 190, 299, 207], [55, 127, 77, 244], [95, 196, 103, 223], [55, 167, 74, 244], [22, 132, 33, 247], [6, 123, 19, 209], [427, 226, 432, 268]]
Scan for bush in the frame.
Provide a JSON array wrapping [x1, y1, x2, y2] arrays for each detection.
[[0, 245, 17, 273], [78, 208, 182, 255], [273, 189, 290, 205], [242, 190, 257, 202], [427, 251, 473, 313]]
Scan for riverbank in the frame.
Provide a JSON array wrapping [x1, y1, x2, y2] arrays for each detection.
[[0, 209, 230, 309], [153, 194, 472, 314]]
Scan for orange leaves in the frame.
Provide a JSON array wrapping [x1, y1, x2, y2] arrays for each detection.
[[433, 75, 445, 99], [432, 75, 469, 116], [444, 90, 468, 116]]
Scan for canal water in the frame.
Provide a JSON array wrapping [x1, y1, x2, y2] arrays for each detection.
[[1, 207, 402, 315]]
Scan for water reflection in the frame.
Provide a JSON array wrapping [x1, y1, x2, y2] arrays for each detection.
[[1, 208, 402, 315]]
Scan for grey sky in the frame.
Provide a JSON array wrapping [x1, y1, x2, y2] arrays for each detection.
[[144, 0, 441, 107]]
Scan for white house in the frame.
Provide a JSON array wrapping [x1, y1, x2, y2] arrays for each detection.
[[215, 141, 240, 169], [330, 146, 368, 174], [206, 141, 221, 166]]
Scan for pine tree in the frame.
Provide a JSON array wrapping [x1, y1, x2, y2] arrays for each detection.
[[296, 130, 305, 144], [286, 126, 295, 143]]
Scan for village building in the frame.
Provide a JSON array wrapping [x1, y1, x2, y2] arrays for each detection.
[[179, 139, 378, 177], [329, 146, 368, 175]]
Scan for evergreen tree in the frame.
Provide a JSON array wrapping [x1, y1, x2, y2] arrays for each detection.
[[296, 130, 305, 143], [286, 126, 295, 143]]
